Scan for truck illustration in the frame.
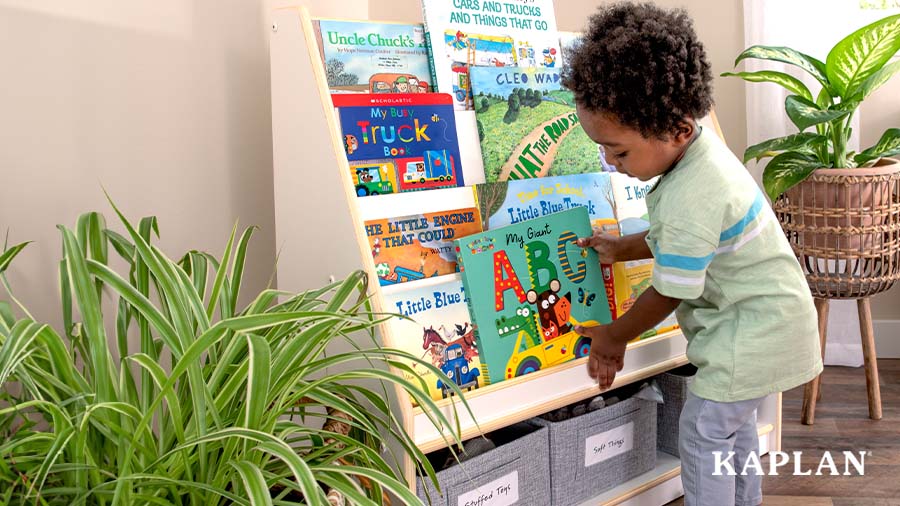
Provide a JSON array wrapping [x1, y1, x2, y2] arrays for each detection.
[[397, 150, 457, 192], [351, 162, 396, 197], [437, 343, 480, 397], [502, 317, 598, 379]]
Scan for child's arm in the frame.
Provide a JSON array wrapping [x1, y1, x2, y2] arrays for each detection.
[[574, 286, 681, 389], [577, 230, 653, 263]]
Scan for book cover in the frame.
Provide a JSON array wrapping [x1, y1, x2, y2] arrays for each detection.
[[558, 30, 581, 62], [421, 0, 561, 110], [474, 173, 616, 231], [474, 173, 618, 316], [469, 66, 607, 182], [313, 19, 432, 94], [454, 206, 612, 385], [365, 207, 482, 286], [381, 275, 481, 403], [333, 93, 466, 195], [609, 173, 679, 336]]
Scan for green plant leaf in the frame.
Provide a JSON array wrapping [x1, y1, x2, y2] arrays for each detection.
[[721, 70, 814, 102], [231, 461, 273, 506], [229, 226, 257, 316], [785, 95, 852, 131], [762, 152, 821, 200], [851, 59, 900, 101], [58, 226, 117, 404], [734, 45, 830, 90], [743, 133, 826, 163], [0, 241, 29, 275], [256, 441, 325, 505], [207, 223, 237, 321], [243, 334, 270, 433], [856, 128, 900, 164], [827, 13, 900, 97]]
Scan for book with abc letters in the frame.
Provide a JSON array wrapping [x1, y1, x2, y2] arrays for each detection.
[[454, 206, 612, 386], [333, 93, 466, 196]]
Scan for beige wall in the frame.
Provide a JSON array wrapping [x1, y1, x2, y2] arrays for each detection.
[[0, 0, 277, 329], [1, 0, 898, 328]]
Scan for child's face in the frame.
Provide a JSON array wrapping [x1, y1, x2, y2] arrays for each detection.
[[577, 105, 696, 181]]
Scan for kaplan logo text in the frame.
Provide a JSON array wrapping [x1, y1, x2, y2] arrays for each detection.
[[712, 451, 868, 476]]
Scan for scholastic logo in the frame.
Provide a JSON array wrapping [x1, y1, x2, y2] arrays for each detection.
[[712, 451, 870, 476]]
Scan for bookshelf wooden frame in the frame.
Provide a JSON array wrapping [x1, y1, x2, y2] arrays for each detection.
[[269, 6, 781, 504]]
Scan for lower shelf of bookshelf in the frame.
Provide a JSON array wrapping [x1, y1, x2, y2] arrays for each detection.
[[578, 423, 776, 506], [414, 331, 688, 453]]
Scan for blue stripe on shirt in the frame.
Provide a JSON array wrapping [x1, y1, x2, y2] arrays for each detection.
[[720, 192, 765, 242], [653, 247, 715, 271]]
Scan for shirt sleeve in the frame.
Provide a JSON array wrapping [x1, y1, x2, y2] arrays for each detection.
[[645, 222, 718, 300]]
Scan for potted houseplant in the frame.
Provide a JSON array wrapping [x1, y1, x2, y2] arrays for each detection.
[[0, 203, 466, 505], [724, 13, 900, 299]]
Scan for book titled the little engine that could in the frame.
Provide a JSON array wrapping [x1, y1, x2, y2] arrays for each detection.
[[454, 206, 612, 385]]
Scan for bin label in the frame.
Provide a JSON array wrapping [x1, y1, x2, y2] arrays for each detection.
[[585, 421, 634, 467], [458, 470, 519, 506]]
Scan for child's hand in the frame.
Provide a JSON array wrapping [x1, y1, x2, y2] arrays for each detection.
[[574, 324, 626, 390], [576, 228, 620, 264]]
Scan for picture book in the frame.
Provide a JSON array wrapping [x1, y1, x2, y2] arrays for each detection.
[[609, 173, 678, 336], [474, 173, 618, 316], [365, 207, 482, 286], [381, 275, 481, 403], [421, 0, 561, 110], [333, 93, 466, 195], [468, 66, 607, 182], [474, 172, 616, 232], [313, 19, 432, 94], [558, 30, 581, 62], [454, 206, 612, 386]]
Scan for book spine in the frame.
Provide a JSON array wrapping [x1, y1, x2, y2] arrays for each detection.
[[421, 4, 440, 92], [455, 246, 492, 386], [601, 263, 617, 320]]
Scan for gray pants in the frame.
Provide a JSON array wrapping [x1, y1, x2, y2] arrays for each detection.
[[679, 390, 765, 506]]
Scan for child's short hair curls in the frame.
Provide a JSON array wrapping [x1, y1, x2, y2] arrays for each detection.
[[562, 2, 713, 139]]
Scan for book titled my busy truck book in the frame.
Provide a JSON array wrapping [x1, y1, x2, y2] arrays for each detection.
[[333, 93, 465, 196], [454, 206, 612, 385]]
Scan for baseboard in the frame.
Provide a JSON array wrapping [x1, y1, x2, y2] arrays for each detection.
[[874, 320, 900, 358]]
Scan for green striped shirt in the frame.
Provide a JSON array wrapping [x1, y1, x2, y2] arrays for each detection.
[[645, 128, 823, 402]]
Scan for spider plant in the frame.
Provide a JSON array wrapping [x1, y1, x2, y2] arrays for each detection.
[[0, 201, 465, 505]]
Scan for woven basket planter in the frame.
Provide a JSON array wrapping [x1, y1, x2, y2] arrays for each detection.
[[773, 158, 900, 299]]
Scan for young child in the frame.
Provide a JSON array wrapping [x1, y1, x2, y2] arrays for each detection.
[[565, 3, 823, 505]]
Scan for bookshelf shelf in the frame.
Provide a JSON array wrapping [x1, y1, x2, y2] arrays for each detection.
[[414, 329, 689, 452], [269, 5, 782, 503]]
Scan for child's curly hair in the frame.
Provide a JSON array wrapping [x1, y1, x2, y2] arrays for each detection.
[[562, 2, 713, 139]]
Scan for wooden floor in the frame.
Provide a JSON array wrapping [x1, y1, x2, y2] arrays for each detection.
[[665, 359, 900, 505]]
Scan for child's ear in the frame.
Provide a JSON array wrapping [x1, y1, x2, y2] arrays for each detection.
[[673, 118, 696, 145]]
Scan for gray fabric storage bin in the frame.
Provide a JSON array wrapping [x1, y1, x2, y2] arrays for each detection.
[[656, 364, 697, 458], [532, 397, 656, 506], [416, 423, 550, 506]]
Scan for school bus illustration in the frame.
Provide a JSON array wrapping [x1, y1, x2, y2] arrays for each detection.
[[351, 162, 396, 197], [503, 318, 598, 379]]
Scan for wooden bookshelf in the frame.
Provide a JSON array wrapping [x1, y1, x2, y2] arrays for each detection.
[[269, 6, 781, 503]]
